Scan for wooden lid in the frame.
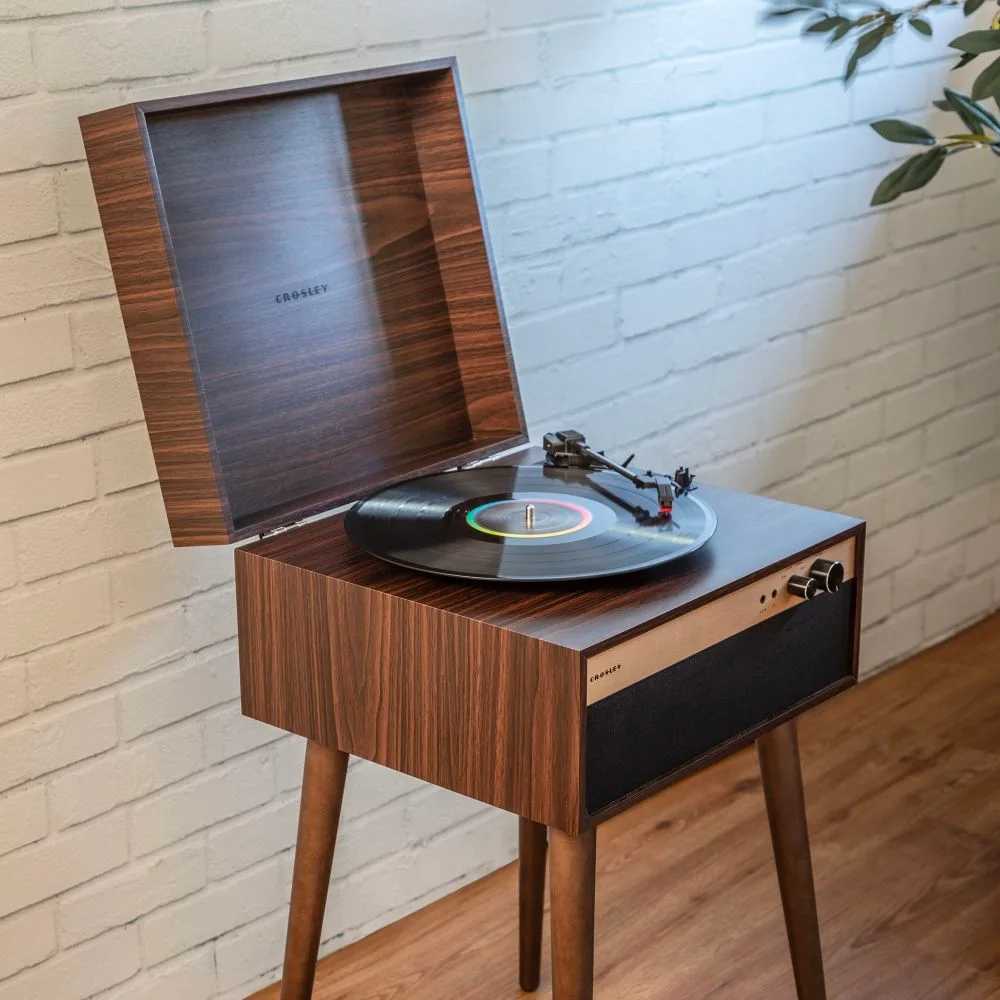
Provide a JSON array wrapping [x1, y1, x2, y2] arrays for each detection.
[[80, 60, 526, 545]]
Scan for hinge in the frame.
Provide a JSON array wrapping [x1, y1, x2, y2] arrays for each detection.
[[258, 521, 301, 540]]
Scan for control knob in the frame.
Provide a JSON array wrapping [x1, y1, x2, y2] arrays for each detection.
[[787, 575, 818, 600], [787, 558, 845, 600], [809, 558, 844, 594]]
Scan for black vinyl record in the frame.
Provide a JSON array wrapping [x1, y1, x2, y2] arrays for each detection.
[[345, 465, 717, 582]]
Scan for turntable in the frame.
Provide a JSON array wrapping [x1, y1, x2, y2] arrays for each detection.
[[346, 429, 715, 582], [81, 60, 863, 1000]]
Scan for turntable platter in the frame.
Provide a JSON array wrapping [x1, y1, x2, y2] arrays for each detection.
[[345, 465, 716, 582]]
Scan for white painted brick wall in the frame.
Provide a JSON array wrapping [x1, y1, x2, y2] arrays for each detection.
[[0, 1, 999, 997]]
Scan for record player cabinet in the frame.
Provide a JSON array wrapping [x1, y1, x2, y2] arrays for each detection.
[[81, 61, 865, 1000]]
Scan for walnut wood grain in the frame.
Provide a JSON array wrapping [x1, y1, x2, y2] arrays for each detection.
[[519, 818, 548, 992], [549, 827, 597, 1000], [80, 60, 525, 544], [237, 473, 866, 834], [409, 71, 524, 438], [757, 721, 827, 1000], [282, 742, 349, 1000], [79, 104, 232, 546], [236, 546, 586, 832]]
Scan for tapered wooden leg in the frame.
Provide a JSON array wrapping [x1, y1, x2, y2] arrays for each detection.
[[280, 741, 349, 1000], [757, 720, 827, 1000], [519, 818, 548, 992], [549, 826, 596, 1000]]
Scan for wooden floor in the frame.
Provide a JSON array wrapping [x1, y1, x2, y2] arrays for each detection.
[[253, 615, 1000, 1000]]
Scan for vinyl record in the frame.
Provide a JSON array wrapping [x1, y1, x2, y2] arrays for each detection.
[[345, 465, 717, 582]]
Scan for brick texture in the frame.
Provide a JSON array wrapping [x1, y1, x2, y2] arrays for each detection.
[[1, 2, 999, 997]]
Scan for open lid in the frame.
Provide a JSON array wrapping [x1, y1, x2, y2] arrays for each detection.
[[80, 60, 526, 545]]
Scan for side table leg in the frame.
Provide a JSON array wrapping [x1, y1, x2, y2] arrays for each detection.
[[549, 826, 597, 1000], [757, 720, 828, 1000], [280, 741, 349, 1000], [519, 817, 548, 991]]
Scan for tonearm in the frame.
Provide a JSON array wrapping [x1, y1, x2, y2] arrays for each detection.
[[542, 429, 695, 519]]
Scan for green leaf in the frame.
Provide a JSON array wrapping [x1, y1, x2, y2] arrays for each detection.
[[870, 118, 937, 144], [972, 53, 1000, 100], [909, 17, 932, 36], [950, 30, 1000, 54], [846, 24, 888, 82], [871, 148, 947, 206], [871, 154, 925, 205], [830, 19, 853, 41], [762, 0, 828, 15], [806, 14, 849, 32], [955, 51, 979, 70], [763, 6, 808, 18], [965, 0, 989, 14], [943, 87, 1000, 136], [903, 146, 948, 191], [933, 98, 952, 111]]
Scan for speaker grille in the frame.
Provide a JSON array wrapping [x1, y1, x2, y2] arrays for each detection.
[[585, 582, 855, 814]]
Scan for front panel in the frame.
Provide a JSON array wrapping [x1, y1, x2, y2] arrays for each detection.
[[585, 538, 859, 816]]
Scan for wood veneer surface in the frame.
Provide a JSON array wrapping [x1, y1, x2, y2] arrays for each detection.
[[249, 613, 1000, 1000], [245, 474, 864, 653], [145, 81, 476, 531], [237, 550, 585, 831], [80, 103, 233, 546], [80, 60, 525, 544]]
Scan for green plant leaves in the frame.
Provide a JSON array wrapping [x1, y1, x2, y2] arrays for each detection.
[[762, 0, 832, 19], [950, 30, 1000, 53], [762, 1, 967, 84], [906, 147, 948, 187], [943, 86, 1000, 135], [973, 54, 1000, 100], [846, 23, 891, 81], [870, 118, 937, 144], [805, 13, 848, 31], [831, 18, 853, 40], [871, 147, 947, 205], [760, 0, 1000, 206]]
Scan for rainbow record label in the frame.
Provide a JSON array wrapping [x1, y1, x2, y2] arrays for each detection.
[[345, 465, 717, 583], [463, 492, 617, 544]]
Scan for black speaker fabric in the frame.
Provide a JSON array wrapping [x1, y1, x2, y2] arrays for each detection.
[[586, 582, 855, 814]]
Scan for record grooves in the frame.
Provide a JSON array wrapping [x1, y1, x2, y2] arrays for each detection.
[[346, 464, 717, 582]]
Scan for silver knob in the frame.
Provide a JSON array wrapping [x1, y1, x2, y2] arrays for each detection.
[[788, 575, 818, 600], [809, 558, 844, 594]]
